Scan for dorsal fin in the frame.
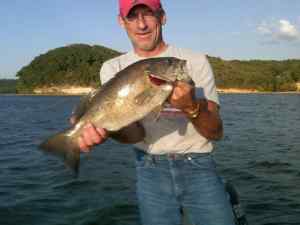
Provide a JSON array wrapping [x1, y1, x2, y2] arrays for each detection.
[[70, 89, 98, 123]]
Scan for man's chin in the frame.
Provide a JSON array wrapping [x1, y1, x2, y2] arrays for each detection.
[[134, 43, 156, 52]]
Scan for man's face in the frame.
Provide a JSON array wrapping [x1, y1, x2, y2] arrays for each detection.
[[119, 5, 165, 53]]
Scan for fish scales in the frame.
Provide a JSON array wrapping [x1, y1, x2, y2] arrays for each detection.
[[39, 57, 190, 173]]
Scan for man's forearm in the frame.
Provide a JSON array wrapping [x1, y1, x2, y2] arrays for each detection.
[[185, 99, 223, 140]]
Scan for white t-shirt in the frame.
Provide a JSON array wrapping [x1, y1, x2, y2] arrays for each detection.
[[100, 45, 219, 154]]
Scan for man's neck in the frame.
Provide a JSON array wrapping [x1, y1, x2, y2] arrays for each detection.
[[134, 42, 168, 58]]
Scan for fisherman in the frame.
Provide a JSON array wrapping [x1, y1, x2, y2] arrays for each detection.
[[76, 0, 236, 224]]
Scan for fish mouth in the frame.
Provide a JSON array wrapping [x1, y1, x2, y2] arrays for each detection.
[[148, 73, 173, 86]]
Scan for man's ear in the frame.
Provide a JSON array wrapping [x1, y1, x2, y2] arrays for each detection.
[[160, 12, 166, 26], [118, 15, 125, 28]]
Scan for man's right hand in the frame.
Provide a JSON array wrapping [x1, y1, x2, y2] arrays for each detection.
[[78, 123, 108, 153]]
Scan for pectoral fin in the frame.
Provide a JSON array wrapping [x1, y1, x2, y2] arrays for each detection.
[[149, 105, 164, 121]]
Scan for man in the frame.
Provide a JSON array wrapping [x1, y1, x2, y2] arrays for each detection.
[[76, 0, 236, 224]]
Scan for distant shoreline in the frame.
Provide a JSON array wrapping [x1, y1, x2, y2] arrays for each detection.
[[33, 86, 96, 95], [217, 88, 300, 94], [1, 86, 300, 96], [31, 85, 300, 95]]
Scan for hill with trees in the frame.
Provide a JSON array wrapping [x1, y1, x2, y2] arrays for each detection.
[[0, 79, 17, 93], [209, 57, 300, 92], [15, 44, 300, 93], [16, 44, 120, 93]]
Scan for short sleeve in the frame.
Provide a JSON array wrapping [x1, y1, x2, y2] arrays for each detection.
[[192, 55, 219, 105], [99, 61, 117, 85]]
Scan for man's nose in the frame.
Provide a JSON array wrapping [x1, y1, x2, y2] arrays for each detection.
[[136, 14, 148, 30]]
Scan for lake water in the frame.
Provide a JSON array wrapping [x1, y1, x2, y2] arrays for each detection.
[[0, 94, 299, 225]]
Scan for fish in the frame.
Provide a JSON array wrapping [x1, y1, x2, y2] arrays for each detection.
[[39, 57, 191, 173]]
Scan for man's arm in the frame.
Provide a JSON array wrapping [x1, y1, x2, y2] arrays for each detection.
[[168, 81, 223, 141], [186, 99, 223, 140]]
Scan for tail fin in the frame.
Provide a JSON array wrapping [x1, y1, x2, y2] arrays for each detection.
[[39, 129, 80, 174]]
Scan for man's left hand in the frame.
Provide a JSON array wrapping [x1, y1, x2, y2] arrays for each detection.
[[168, 81, 198, 113]]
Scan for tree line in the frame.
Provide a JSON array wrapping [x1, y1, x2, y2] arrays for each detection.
[[11, 44, 300, 93], [0, 79, 16, 93]]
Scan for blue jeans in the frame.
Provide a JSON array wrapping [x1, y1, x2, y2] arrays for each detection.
[[134, 149, 235, 225]]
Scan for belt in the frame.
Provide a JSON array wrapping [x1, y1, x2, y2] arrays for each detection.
[[134, 148, 210, 161]]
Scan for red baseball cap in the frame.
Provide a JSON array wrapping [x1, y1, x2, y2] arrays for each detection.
[[119, 0, 162, 17]]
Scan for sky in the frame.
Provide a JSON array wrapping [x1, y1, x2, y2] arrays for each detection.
[[1, 0, 300, 79]]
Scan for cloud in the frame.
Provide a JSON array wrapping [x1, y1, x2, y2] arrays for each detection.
[[278, 20, 299, 40], [257, 19, 300, 43], [257, 21, 272, 35]]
